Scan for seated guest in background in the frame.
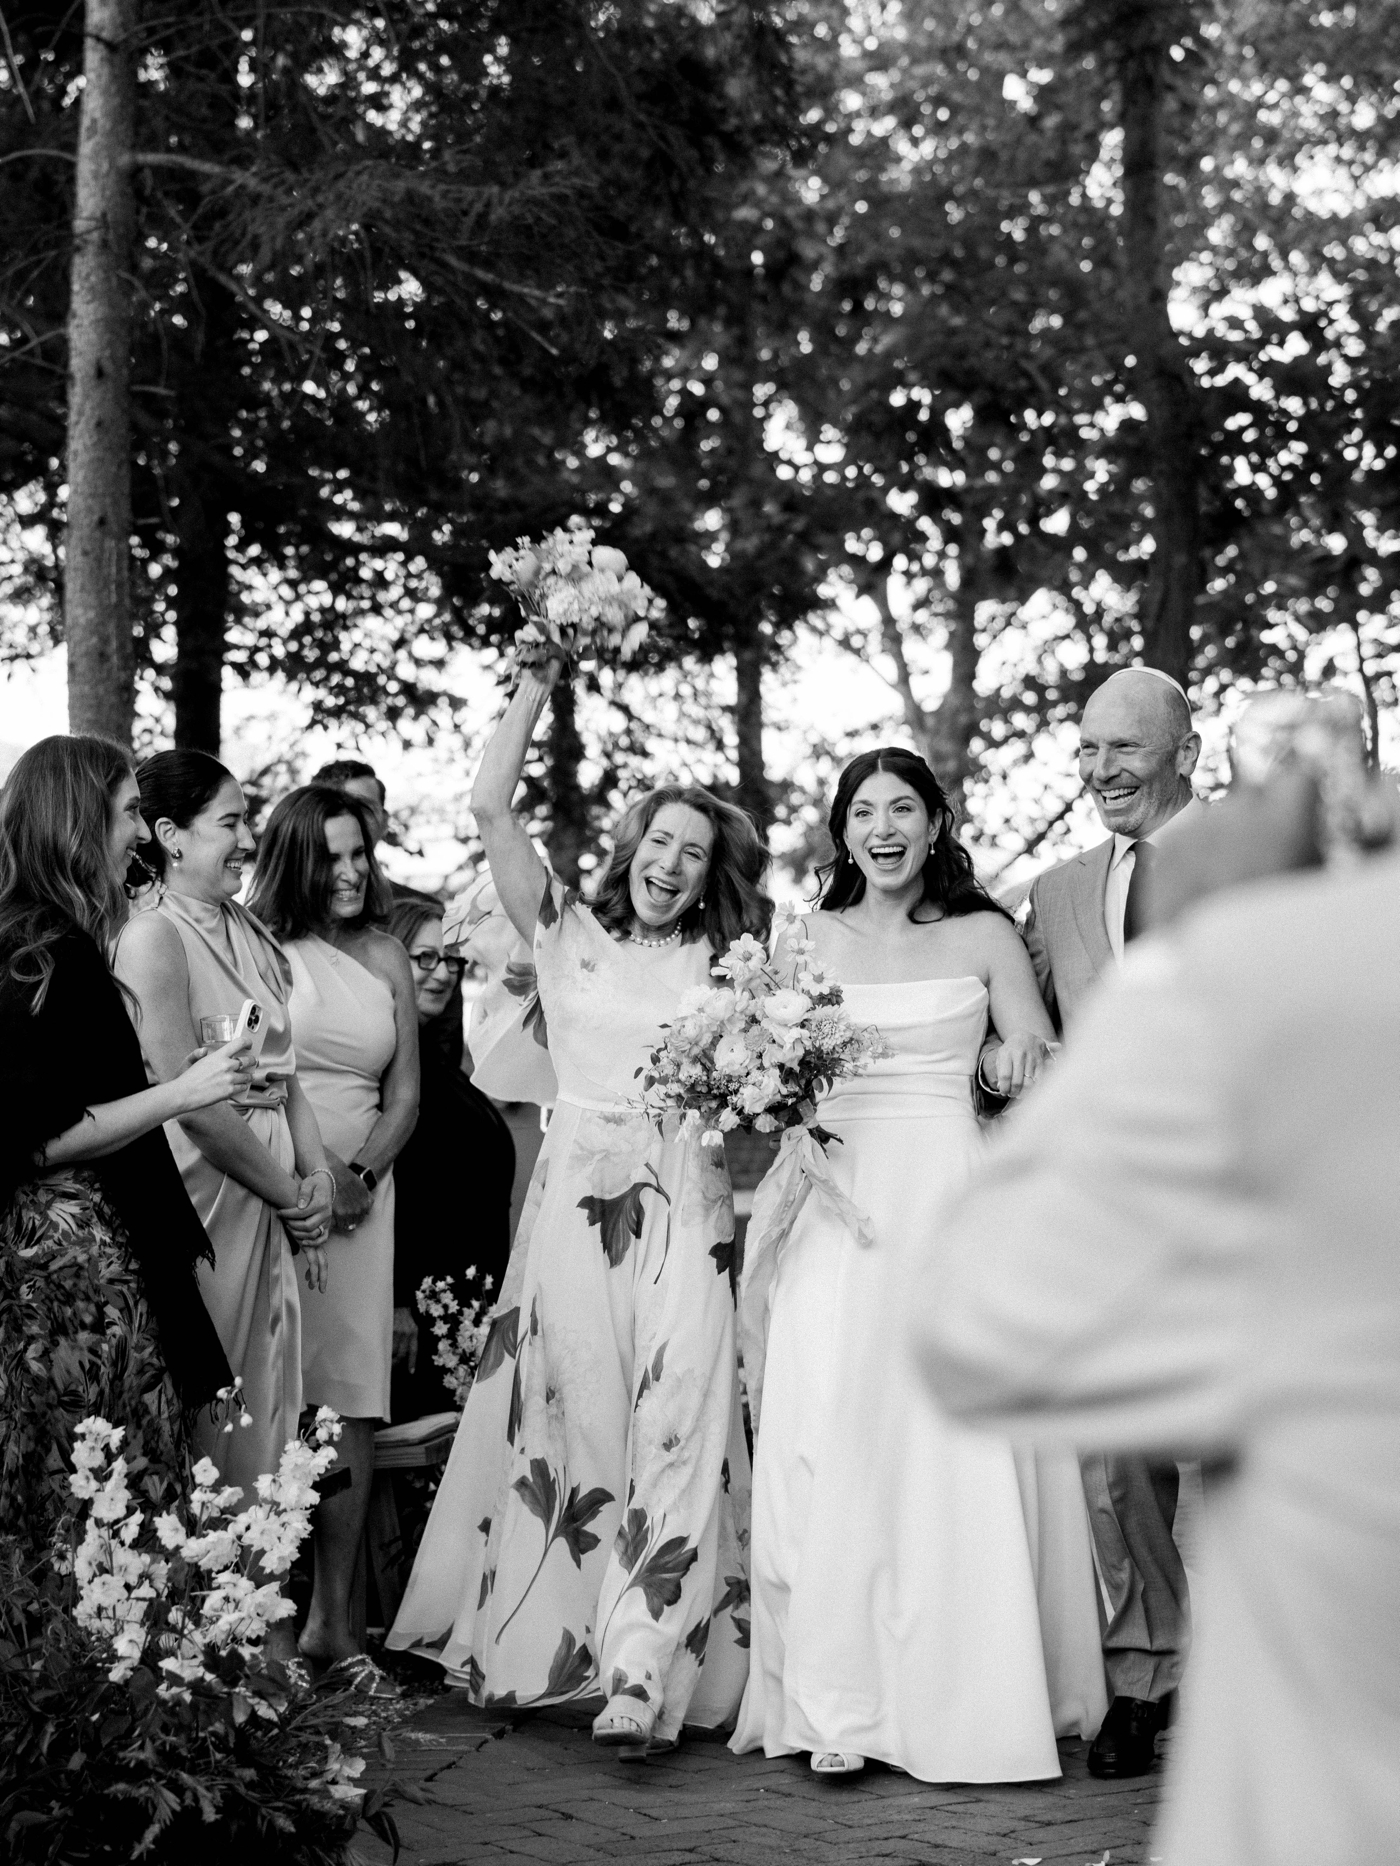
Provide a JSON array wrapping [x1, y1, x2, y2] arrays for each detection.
[[387, 894, 516, 1422], [310, 758, 389, 853], [915, 769, 1400, 1866], [116, 751, 333, 1519], [249, 786, 418, 1689], [0, 737, 242, 1552], [1021, 665, 1203, 1778]]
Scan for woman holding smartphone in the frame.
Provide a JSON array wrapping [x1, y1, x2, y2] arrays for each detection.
[[0, 737, 245, 1551], [114, 751, 334, 1509]]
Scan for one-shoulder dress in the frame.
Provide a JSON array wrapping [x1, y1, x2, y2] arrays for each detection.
[[388, 882, 751, 1742], [285, 935, 399, 1423], [732, 974, 1108, 1781]]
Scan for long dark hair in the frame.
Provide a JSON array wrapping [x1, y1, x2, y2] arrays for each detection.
[[246, 784, 392, 940], [0, 735, 135, 1010], [816, 747, 1012, 923], [590, 785, 772, 955], [135, 748, 234, 880]]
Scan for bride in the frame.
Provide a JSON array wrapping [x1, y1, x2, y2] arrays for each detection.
[[731, 746, 1107, 1781], [387, 659, 769, 1755]]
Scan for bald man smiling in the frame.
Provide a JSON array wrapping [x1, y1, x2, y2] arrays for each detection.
[[1021, 666, 1204, 1778]]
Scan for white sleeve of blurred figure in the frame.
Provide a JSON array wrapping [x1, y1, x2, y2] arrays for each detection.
[[913, 938, 1257, 1462]]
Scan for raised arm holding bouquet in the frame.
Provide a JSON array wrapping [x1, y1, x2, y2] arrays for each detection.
[[387, 647, 773, 1761]]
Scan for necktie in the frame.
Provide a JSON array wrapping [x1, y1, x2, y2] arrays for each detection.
[[1122, 839, 1156, 944]]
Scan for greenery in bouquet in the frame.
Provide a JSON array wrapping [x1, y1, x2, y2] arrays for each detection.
[[637, 916, 887, 1148], [0, 1413, 401, 1864], [489, 517, 654, 682], [415, 1269, 496, 1407]]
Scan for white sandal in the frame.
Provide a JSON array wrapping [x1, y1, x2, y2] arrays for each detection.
[[811, 1750, 865, 1777], [592, 1694, 656, 1752]]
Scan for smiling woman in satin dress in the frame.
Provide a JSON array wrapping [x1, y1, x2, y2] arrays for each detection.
[[249, 786, 419, 1694]]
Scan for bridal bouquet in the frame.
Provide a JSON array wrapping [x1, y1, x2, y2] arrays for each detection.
[[637, 916, 886, 1149], [490, 518, 654, 682]]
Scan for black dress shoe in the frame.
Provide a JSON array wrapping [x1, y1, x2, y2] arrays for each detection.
[[1086, 1695, 1169, 1779]]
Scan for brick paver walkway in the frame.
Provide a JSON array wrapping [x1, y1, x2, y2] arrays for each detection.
[[357, 1695, 1165, 1866]]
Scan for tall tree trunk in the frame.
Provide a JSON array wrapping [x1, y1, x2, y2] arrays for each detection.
[[1116, 12, 1203, 687], [171, 466, 230, 752], [545, 676, 588, 885], [733, 627, 771, 835], [871, 577, 981, 817], [924, 591, 982, 819], [65, 0, 136, 744]]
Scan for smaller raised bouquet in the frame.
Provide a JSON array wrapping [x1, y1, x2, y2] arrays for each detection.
[[490, 517, 654, 683], [636, 915, 886, 1149], [415, 1269, 496, 1407]]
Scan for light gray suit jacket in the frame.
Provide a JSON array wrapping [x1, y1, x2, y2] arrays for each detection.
[[915, 852, 1400, 1866], [1022, 838, 1114, 1034]]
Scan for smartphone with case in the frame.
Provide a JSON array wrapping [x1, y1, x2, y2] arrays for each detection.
[[231, 996, 269, 1066]]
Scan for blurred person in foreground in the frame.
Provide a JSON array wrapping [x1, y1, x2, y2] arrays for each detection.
[[1022, 664, 1204, 1776], [915, 700, 1400, 1866], [387, 894, 515, 1421]]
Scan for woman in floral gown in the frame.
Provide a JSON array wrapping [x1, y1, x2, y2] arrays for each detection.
[[388, 661, 770, 1756]]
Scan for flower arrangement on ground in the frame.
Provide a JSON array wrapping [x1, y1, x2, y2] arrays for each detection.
[[0, 1411, 402, 1864], [636, 915, 886, 1148], [415, 1269, 496, 1406], [489, 517, 654, 681]]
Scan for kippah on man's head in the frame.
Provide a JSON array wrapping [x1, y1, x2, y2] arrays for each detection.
[[1101, 665, 1193, 714]]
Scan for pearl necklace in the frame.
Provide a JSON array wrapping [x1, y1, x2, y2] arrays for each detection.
[[628, 924, 683, 948]]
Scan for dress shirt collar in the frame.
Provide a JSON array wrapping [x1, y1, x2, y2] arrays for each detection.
[[1109, 793, 1203, 871]]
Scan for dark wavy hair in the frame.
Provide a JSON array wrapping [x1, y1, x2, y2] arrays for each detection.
[[135, 748, 235, 879], [816, 747, 1012, 923], [590, 785, 772, 956], [0, 735, 135, 1010], [246, 785, 392, 940]]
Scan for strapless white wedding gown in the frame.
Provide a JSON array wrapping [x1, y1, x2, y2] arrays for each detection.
[[731, 975, 1107, 1781]]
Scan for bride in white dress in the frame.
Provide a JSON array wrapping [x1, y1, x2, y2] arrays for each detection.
[[731, 747, 1107, 1782]]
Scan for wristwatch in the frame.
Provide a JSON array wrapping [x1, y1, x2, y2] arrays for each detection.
[[349, 1160, 379, 1192]]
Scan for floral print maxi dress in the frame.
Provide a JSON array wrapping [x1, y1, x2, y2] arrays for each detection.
[[387, 882, 752, 1739]]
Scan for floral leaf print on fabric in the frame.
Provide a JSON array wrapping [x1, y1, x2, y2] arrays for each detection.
[[684, 1616, 711, 1662], [632, 1535, 699, 1619], [497, 1459, 616, 1642], [716, 1574, 751, 1649], [507, 1357, 524, 1446], [610, 1504, 699, 1622], [578, 1166, 671, 1269], [614, 1505, 650, 1572], [709, 1233, 740, 1304], [503, 960, 550, 1050], [465, 1655, 485, 1696], [557, 1483, 614, 1566], [513, 1456, 560, 1531], [634, 1341, 668, 1409], [476, 1306, 520, 1383], [609, 1667, 651, 1703], [542, 1628, 594, 1699], [536, 875, 581, 932]]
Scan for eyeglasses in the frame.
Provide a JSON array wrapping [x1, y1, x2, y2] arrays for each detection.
[[408, 950, 468, 977]]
